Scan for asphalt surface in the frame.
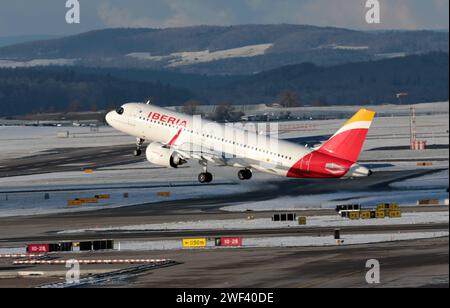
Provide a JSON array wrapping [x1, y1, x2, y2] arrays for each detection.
[[0, 145, 447, 288], [127, 237, 449, 288], [47, 168, 448, 217], [2, 223, 447, 245], [0, 168, 446, 243], [0, 237, 447, 288], [0, 145, 144, 178]]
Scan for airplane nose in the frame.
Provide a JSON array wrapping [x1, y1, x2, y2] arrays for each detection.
[[105, 111, 114, 126]]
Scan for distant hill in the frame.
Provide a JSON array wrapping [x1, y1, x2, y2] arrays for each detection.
[[0, 25, 448, 75], [205, 53, 449, 105], [0, 35, 59, 48], [0, 53, 447, 117], [0, 67, 194, 117]]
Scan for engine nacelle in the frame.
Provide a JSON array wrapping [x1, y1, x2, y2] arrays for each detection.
[[146, 142, 186, 168]]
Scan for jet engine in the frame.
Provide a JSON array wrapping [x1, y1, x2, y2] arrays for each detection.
[[146, 142, 187, 168]]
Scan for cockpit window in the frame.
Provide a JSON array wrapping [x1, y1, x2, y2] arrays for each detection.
[[116, 107, 124, 115]]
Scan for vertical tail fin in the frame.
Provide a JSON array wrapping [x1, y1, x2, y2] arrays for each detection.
[[317, 109, 376, 163]]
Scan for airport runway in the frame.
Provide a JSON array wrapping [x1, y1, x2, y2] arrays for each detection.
[[2, 223, 447, 245], [1, 237, 447, 288], [0, 168, 447, 243], [128, 237, 449, 288], [0, 145, 143, 178], [0, 143, 447, 288]]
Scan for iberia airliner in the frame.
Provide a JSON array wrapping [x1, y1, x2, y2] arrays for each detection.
[[106, 102, 375, 183]]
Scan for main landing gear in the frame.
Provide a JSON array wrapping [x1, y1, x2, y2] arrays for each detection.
[[198, 162, 213, 184], [133, 138, 145, 156], [198, 172, 213, 184], [238, 169, 252, 181]]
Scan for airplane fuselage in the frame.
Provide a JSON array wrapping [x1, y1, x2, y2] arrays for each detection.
[[106, 103, 372, 180]]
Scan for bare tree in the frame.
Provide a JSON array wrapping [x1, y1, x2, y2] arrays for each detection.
[[211, 102, 243, 122], [277, 90, 301, 108], [182, 99, 201, 115]]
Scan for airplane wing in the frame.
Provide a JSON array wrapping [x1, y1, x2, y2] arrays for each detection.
[[282, 135, 331, 147], [163, 128, 288, 173], [172, 141, 287, 176]]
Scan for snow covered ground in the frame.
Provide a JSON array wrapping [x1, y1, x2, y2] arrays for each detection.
[[1, 108, 447, 161], [222, 189, 449, 212], [59, 212, 449, 234], [0, 58, 77, 68], [0, 126, 132, 160], [126, 43, 273, 67], [0, 108, 447, 217]]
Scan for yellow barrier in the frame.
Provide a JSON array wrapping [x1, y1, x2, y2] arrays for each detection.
[[157, 192, 171, 197], [84, 169, 94, 173], [349, 212, 360, 220], [377, 203, 399, 211], [182, 238, 207, 248], [388, 210, 402, 218], [77, 198, 98, 204], [67, 200, 82, 206], [417, 162, 433, 167], [417, 199, 440, 206], [360, 211, 371, 219], [298, 217, 307, 225], [95, 194, 111, 200], [376, 211, 385, 219]]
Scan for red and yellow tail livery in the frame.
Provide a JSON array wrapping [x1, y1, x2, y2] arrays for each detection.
[[287, 109, 375, 179]]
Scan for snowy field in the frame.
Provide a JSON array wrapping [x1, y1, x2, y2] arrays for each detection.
[[126, 43, 273, 67], [0, 104, 447, 217], [0, 58, 77, 68], [0, 166, 446, 217], [1, 103, 447, 161], [59, 212, 449, 234], [0, 126, 132, 160]]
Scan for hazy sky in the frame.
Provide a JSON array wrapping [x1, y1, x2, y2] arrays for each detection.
[[0, 0, 448, 36]]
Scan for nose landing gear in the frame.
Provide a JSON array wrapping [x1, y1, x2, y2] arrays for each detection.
[[134, 138, 145, 156]]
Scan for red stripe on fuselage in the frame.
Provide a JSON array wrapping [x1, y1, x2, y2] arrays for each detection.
[[168, 128, 183, 146]]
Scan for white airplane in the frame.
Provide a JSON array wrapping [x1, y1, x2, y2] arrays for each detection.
[[106, 102, 375, 183]]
